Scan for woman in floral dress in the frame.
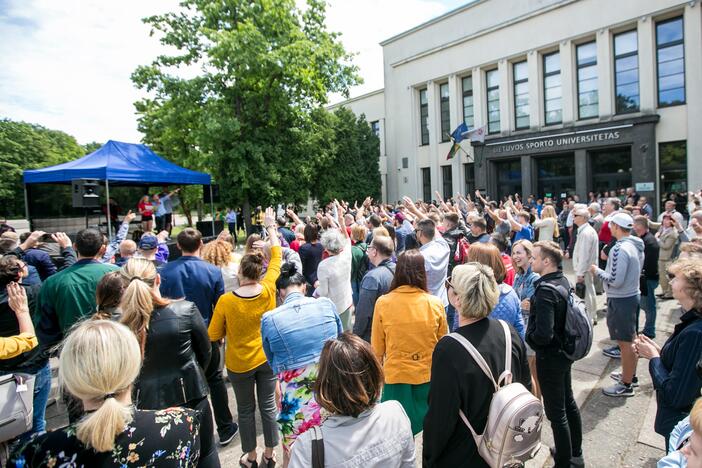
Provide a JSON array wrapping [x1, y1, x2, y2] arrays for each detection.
[[9, 320, 200, 467], [261, 261, 342, 465]]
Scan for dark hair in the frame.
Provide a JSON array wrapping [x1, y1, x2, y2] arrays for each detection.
[[444, 213, 459, 226], [177, 228, 202, 253], [467, 242, 507, 284], [383, 223, 396, 247], [490, 233, 509, 254], [472, 218, 487, 231], [0, 256, 22, 287], [0, 238, 17, 254], [533, 240, 563, 267], [416, 218, 436, 241], [75, 228, 105, 258], [276, 216, 287, 227], [95, 271, 125, 317], [275, 262, 306, 290], [239, 251, 264, 281], [314, 332, 383, 418], [390, 249, 427, 292], [303, 223, 318, 244], [368, 214, 382, 229]]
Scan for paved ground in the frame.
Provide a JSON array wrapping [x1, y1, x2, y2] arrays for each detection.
[[43, 260, 675, 467]]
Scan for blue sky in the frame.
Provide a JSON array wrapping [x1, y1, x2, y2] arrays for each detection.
[[0, 0, 467, 144]]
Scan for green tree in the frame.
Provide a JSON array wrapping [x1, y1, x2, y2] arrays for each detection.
[[311, 108, 381, 204], [82, 141, 103, 154], [132, 0, 360, 229], [0, 119, 84, 217]]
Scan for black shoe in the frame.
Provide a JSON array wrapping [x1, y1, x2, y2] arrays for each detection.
[[550, 447, 585, 467], [219, 423, 239, 446]]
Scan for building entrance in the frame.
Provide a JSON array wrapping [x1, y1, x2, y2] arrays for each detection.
[[495, 159, 522, 198], [536, 153, 576, 200], [590, 147, 632, 194]]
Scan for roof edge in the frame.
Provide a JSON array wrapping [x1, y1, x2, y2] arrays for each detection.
[[327, 88, 385, 109], [379, 0, 486, 46]]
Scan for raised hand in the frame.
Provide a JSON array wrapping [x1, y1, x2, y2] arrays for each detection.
[[51, 232, 72, 249], [7, 282, 29, 316], [264, 207, 276, 227], [123, 210, 136, 224]]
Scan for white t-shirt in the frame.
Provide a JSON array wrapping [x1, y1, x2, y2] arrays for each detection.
[[316, 238, 353, 313]]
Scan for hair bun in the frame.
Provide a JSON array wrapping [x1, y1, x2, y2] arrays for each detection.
[[280, 262, 298, 277]]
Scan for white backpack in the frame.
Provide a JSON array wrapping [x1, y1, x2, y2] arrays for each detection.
[[449, 320, 543, 467]]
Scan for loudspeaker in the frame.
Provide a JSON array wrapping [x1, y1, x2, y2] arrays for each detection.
[[71, 179, 101, 208], [196, 220, 224, 237], [203, 184, 220, 204]]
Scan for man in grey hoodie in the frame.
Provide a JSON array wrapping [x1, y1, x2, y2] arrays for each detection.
[[590, 212, 644, 397]]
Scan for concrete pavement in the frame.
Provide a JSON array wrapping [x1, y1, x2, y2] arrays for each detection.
[[44, 261, 676, 467]]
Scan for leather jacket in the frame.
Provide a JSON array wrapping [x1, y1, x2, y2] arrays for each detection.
[[135, 300, 211, 410]]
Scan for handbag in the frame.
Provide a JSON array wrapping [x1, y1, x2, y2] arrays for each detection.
[[575, 281, 586, 299], [311, 425, 324, 468], [0, 373, 35, 443]]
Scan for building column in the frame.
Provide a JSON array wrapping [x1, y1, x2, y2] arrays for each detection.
[[638, 16, 656, 113], [448, 74, 462, 197], [685, 2, 702, 193], [597, 28, 613, 118], [521, 155, 532, 197], [574, 149, 588, 199], [527, 50, 543, 129], [498, 59, 510, 134], [560, 40, 575, 124], [427, 80, 440, 199], [631, 123, 657, 208]]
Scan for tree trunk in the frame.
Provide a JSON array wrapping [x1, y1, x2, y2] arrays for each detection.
[[242, 195, 251, 236]]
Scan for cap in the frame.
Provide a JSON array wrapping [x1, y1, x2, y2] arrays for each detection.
[[610, 212, 634, 230], [138, 235, 159, 250], [394, 212, 405, 223]]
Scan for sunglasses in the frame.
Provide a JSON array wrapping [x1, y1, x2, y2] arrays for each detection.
[[667, 272, 676, 281], [445, 276, 454, 291]]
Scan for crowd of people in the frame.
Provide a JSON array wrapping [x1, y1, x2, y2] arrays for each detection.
[[0, 187, 701, 467]]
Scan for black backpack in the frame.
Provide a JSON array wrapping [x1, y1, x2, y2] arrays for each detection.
[[539, 283, 593, 361], [353, 244, 369, 283]]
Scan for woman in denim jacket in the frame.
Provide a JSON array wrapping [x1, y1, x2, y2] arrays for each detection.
[[260, 264, 342, 465]]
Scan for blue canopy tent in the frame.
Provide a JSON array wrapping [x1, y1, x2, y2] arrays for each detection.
[[23, 140, 213, 237]]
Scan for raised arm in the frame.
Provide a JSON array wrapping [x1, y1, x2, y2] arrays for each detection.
[[286, 208, 303, 228], [402, 196, 428, 220], [504, 203, 523, 232]]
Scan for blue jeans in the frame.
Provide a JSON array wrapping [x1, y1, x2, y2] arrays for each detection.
[[446, 304, 458, 332], [637, 279, 659, 338], [351, 280, 360, 307]]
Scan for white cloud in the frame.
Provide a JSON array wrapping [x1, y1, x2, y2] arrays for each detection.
[[0, 0, 464, 144]]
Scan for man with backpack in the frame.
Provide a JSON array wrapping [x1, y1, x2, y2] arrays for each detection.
[[526, 240, 584, 468]]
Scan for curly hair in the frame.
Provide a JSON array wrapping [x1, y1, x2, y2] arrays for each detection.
[[668, 258, 702, 310], [202, 240, 233, 268]]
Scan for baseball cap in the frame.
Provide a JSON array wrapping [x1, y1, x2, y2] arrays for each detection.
[[610, 212, 634, 230], [394, 212, 405, 223], [138, 235, 159, 250]]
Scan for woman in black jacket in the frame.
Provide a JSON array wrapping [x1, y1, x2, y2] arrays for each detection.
[[119, 258, 218, 468], [423, 262, 531, 467], [0, 256, 52, 440], [635, 258, 702, 448]]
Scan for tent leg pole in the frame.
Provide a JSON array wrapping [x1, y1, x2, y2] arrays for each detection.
[[105, 180, 112, 240], [23, 184, 31, 231], [209, 185, 215, 237]]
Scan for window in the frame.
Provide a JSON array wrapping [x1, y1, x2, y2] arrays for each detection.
[[659, 141, 687, 209], [419, 89, 429, 145], [656, 17, 685, 106], [513, 61, 529, 129], [462, 76, 474, 128], [421, 168, 431, 201], [442, 166, 453, 200], [614, 30, 640, 114], [495, 160, 522, 196], [370, 120, 380, 137], [439, 83, 450, 142], [401, 157, 409, 169], [536, 154, 575, 200], [590, 148, 632, 194], [543, 52, 562, 125], [464, 163, 475, 195], [486, 69, 500, 134], [576, 41, 598, 119]]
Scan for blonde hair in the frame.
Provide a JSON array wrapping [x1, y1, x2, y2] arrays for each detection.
[[119, 258, 169, 354], [668, 258, 702, 310], [372, 226, 389, 238], [202, 240, 233, 268], [59, 320, 141, 452], [451, 262, 500, 319], [691, 398, 702, 433], [511, 240, 534, 273], [351, 225, 367, 243], [541, 205, 560, 238]]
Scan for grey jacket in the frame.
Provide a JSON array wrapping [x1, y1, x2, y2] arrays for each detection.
[[596, 235, 644, 298], [353, 259, 396, 342]]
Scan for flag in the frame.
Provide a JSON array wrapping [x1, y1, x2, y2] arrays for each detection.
[[446, 142, 460, 160], [466, 125, 486, 143], [450, 122, 469, 143]]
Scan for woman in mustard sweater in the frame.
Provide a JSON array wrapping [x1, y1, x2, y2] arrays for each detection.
[[209, 208, 281, 468], [371, 249, 448, 435]]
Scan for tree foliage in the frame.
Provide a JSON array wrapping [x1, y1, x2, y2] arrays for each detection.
[[132, 0, 361, 225], [311, 107, 381, 204], [0, 119, 84, 217]]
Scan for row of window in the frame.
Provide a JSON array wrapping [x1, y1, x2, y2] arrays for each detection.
[[419, 16, 685, 143], [422, 141, 687, 203]]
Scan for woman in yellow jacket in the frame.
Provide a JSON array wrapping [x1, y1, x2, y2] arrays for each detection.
[[371, 249, 448, 435], [209, 207, 281, 468]]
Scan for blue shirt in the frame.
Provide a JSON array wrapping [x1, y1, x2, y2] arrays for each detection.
[[159, 256, 224, 324], [489, 284, 525, 340], [225, 211, 237, 223], [513, 224, 533, 242], [154, 194, 172, 217], [261, 291, 342, 374]]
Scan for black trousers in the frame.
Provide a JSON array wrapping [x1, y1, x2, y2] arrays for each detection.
[[536, 352, 583, 468], [187, 396, 221, 468], [205, 341, 235, 437]]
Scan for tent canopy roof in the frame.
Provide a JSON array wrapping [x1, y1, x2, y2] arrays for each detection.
[[23, 140, 211, 186]]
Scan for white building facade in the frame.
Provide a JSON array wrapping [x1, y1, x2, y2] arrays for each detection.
[[334, 0, 701, 213]]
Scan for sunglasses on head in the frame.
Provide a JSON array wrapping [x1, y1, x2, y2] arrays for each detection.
[[667, 272, 676, 281], [445, 276, 453, 290]]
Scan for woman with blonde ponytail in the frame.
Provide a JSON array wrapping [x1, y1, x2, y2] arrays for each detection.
[[119, 258, 220, 468], [8, 320, 200, 467]]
